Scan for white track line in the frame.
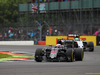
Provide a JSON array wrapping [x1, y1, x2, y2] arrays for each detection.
[[86, 73, 100, 75], [12, 51, 34, 55]]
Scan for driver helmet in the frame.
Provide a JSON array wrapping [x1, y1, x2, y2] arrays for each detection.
[[74, 37, 80, 41], [56, 44, 62, 48]]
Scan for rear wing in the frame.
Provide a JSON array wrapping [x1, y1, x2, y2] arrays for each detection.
[[68, 34, 86, 40], [67, 34, 79, 40]]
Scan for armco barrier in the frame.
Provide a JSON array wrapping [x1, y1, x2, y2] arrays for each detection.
[[0, 41, 34, 45], [46, 36, 96, 46]]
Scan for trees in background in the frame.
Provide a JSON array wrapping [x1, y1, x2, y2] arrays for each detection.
[[0, 0, 32, 27]]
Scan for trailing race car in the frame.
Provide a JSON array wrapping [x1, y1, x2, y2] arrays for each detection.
[[57, 34, 94, 52], [73, 36, 94, 52], [35, 40, 84, 62]]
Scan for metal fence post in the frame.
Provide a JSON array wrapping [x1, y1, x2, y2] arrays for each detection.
[[35, 20, 42, 41]]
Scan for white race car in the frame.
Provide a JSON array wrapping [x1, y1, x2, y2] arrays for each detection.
[[74, 37, 94, 52], [57, 34, 94, 52]]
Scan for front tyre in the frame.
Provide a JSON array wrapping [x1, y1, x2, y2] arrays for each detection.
[[75, 48, 84, 61], [35, 48, 43, 62], [67, 49, 74, 62]]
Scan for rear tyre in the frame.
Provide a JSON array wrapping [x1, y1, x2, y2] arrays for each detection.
[[67, 49, 74, 62], [88, 42, 94, 52], [35, 48, 43, 62], [75, 48, 84, 61]]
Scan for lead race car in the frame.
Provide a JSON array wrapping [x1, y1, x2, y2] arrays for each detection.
[[35, 40, 84, 62]]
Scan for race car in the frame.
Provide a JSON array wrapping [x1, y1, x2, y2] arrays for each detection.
[[35, 40, 84, 62], [73, 36, 94, 52], [57, 34, 94, 52]]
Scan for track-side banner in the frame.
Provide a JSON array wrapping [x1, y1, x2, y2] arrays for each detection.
[[80, 36, 96, 46], [46, 36, 67, 45], [46, 36, 96, 46]]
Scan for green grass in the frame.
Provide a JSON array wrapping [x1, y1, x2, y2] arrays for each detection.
[[0, 53, 12, 59], [0, 53, 34, 61]]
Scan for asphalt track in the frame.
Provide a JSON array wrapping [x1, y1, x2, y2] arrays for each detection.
[[0, 45, 100, 75]]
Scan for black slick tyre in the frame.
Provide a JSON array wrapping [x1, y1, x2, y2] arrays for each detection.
[[75, 48, 84, 61], [67, 49, 74, 62], [35, 48, 43, 62], [88, 42, 94, 52]]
